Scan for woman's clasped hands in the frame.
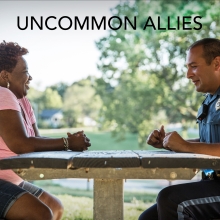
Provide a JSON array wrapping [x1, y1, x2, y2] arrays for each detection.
[[67, 130, 91, 151]]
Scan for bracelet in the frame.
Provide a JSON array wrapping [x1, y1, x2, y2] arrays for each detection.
[[62, 137, 69, 151]]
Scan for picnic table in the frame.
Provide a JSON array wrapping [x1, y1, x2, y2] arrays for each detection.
[[1, 150, 220, 220]]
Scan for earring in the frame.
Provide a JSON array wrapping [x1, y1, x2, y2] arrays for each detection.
[[7, 82, 10, 89]]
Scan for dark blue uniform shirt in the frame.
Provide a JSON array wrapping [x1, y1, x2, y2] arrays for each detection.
[[197, 87, 220, 143]]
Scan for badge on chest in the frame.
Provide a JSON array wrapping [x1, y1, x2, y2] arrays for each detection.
[[215, 98, 220, 111]]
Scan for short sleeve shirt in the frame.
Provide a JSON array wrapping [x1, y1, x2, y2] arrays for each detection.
[[0, 86, 36, 185], [197, 87, 220, 143]]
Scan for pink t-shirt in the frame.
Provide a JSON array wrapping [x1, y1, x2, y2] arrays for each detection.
[[0, 86, 36, 185]]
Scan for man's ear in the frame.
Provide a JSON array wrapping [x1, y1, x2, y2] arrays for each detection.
[[0, 70, 9, 81], [214, 56, 220, 71]]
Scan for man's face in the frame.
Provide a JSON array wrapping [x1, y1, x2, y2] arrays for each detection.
[[186, 45, 218, 94]]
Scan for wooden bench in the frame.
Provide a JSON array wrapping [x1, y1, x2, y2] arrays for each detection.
[[1, 150, 220, 220]]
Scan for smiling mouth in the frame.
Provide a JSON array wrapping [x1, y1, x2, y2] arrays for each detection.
[[25, 83, 30, 89], [192, 80, 199, 85]]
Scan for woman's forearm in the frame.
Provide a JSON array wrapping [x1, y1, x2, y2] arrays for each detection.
[[8, 136, 65, 154]]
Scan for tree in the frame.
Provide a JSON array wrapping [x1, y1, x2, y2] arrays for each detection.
[[95, 0, 220, 147], [50, 82, 69, 101], [38, 88, 63, 110], [62, 77, 102, 127]]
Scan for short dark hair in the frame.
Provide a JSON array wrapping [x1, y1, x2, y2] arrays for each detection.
[[0, 41, 28, 73], [188, 38, 220, 65]]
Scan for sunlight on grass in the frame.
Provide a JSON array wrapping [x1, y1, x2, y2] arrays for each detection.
[[57, 195, 93, 220], [57, 195, 153, 220]]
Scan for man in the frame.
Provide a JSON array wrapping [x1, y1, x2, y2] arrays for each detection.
[[139, 38, 220, 220]]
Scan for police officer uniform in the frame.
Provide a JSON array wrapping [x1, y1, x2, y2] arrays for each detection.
[[139, 87, 220, 220], [198, 87, 220, 143]]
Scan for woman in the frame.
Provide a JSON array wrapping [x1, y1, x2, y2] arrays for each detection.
[[0, 41, 91, 220]]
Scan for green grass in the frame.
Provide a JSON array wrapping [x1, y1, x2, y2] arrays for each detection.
[[34, 180, 157, 203], [86, 131, 141, 150], [56, 195, 152, 220], [39, 128, 141, 150]]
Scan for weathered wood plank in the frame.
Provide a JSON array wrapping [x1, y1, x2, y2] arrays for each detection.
[[94, 179, 124, 220], [0, 151, 82, 169], [13, 167, 196, 180], [72, 150, 140, 168], [134, 150, 220, 169]]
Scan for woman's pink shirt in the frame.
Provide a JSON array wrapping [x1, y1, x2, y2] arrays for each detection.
[[0, 87, 36, 185]]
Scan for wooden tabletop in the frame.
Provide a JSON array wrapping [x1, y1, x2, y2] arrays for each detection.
[[1, 150, 220, 170]]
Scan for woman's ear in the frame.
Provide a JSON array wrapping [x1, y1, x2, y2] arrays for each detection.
[[0, 70, 9, 81]]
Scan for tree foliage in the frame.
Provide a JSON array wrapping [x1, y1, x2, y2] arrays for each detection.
[[50, 82, 69, 101], [28, 87, 63, 111], [95, 0, 220, 147], [28, 77, 102, 128], [62, 77, 102, 127], [40, 88, 63, 109]]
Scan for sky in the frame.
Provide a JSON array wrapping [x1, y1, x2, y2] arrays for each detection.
[[0, 1, 120, 90]]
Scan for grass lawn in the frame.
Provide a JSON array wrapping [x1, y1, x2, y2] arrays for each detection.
[[34, 180, 157, 203], [56, 195, 152, 220], [39, 128, 144, 150]]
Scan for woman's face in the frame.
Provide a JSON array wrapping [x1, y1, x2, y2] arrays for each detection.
[[8, 56, 32, 99]]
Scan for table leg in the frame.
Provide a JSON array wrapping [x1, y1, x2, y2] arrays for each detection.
[[94, 179, 124, 220]]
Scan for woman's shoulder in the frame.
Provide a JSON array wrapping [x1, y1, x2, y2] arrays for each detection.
[[0, 87, 20, 110], [0, 86, 17, 99], [0, 86, 10, 93]]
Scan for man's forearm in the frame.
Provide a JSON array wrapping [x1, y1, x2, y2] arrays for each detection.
[[186, 138, 200, 143]]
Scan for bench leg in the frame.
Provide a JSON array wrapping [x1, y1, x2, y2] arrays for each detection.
[[94, 179, 124, 220]]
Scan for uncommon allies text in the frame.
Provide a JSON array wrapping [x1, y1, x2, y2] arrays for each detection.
[[17, 16, 202, 31]]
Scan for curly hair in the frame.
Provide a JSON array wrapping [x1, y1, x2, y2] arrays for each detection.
[[0, 41, 28, 73], [188, 38, 220, 65]]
